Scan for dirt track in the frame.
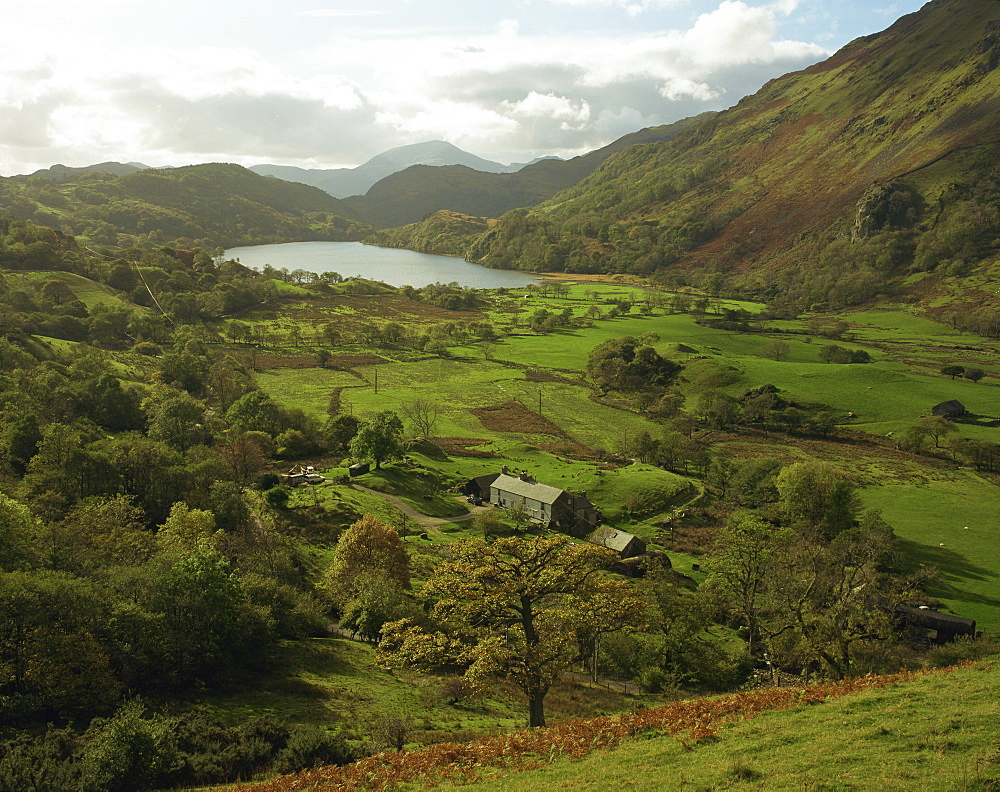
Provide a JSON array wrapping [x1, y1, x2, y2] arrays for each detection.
[[350, 484, 485, 528]]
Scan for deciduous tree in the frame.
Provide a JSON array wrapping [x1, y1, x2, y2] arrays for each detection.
[[377, 535, 644, 728], [349, 411, 404, 469], [324, 515, 410, 595]]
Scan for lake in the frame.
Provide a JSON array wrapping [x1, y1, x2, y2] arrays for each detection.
[[224, 241, 538, 289]]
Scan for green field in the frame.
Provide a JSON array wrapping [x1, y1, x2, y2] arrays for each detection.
[[862, 471, 1000, 632], [247, 296, 1000, 632], [8, 271, 141, 310]]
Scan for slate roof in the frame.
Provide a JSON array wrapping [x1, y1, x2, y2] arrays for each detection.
[[931, 400, 967, 417], [491, 473, 564, 505], [587, 526, 642, 554], [470, 473, 500, 491]]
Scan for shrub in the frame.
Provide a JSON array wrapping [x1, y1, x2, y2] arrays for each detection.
[[925, 635, 1000, 668], [132, 341, 162, 356], [274, 726, 357, 773]]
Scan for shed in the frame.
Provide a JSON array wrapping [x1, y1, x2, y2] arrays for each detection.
[[895, 605, 976, 643], [464, 473, 500, 501], [586, 526, 647, 559], [347, 462, 370, 477], [931, 400, 967, 418]]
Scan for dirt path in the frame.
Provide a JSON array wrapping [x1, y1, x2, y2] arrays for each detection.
[[350, 484, 486, 529]]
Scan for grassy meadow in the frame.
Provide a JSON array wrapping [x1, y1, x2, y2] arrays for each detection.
[[412, 659, 1000, 792], [237, 282, 1000, 632]]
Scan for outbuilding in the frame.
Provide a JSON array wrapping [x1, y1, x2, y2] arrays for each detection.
[[931, 400, 967, 418], [586, 526, 647, 559]]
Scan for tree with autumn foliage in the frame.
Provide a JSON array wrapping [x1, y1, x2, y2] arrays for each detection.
[[321, 515, 411, 597], [376, 535, 645, 728]]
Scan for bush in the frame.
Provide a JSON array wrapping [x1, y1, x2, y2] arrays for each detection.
[[132, 341, 162, 356], [274, 725, 357, 773], [263, 486, 290, 509], [925, 635, 1000, 668]]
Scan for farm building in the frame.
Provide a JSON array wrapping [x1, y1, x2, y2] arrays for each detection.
[[586, 526, 646, 559], [931, 400, 967, 418], [463, 473, 500, 501], [489, 472, 599, 534], [895, 605, 976, 643]]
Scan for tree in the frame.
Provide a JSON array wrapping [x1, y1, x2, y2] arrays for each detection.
[[964, 367, 986, 383], [349, 411, 404, 469], [337, 570, 419, 642], [401, 398, 442, 438], [762, 339, 790, 361], [324, 515, 410, 596], [220, 431, 266, 485], [6, 414, 42, 475], [0, 493, 39, 571], [705, 512, 793, 656], [776, 461, 861, 539], [146, 390, 211, 450], [913, 415, 958, 449], [940, 365, 965, 380], [377, 535, 644, 728], [325, 414, 360, 453], [764, 513, 898, 679], [226, 390, 284, 437]]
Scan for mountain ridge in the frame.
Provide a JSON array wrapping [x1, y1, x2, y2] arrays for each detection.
[[250, 140, 525, 198], [344, 117, 715, 228], [460, 0, 1000, 315]]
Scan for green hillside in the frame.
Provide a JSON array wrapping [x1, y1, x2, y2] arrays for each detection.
[[0, 163, 372, 249], [345, 117, 713, 228], [365, 210, 496, 257], [463, 0, 1000, 317], [231, 657, 1000, 792]]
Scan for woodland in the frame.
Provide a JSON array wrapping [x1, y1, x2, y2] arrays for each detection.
[[0, 0, 998, 789]]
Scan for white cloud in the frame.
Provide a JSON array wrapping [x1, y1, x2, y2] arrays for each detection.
[[546, 0, 690, 12], [0, 0, 871, 175], [298, 9, 383, 17], [502, 92, 592, 127]]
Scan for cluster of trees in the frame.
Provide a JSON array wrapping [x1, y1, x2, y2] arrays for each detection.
[[352, 318, 497, 355], [940, 364, 986, 382], [0, 216, 286, 347], [368, 458, 912, 728], [613, 460, 915, 686], [0, 703, 356, 791], [587, 334, 682, 394]]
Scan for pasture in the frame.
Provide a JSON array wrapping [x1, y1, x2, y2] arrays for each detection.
[[240, 284, 999, 632]]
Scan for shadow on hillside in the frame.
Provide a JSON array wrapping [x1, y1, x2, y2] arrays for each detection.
[[896, 538, 1000, 608]]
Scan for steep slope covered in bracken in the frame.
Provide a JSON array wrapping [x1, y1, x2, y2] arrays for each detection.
[[467, 0, 1000, 313]]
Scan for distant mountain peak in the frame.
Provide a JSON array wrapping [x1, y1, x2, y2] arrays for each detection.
[[250, 141, 520, 198]]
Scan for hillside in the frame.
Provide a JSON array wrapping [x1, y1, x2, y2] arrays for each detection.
[[464, 0, 1000, 317], [0, 163, 371, 249], [345, 117, 714, 228], [251, 140, 522, 198], [231, 658, 1000, 792], [365, 210, 496, 256]]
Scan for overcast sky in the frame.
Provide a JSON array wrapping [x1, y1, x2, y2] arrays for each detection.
[[0, 0, 925, 176]]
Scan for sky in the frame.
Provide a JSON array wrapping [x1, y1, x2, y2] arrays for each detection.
[[0, 0, 926, 176]]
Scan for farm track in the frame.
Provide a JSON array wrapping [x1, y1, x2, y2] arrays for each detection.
[[350, 484, 483, 529]]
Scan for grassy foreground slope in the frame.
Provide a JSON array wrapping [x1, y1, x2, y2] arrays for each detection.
[[229, 659, 1000, 792]]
